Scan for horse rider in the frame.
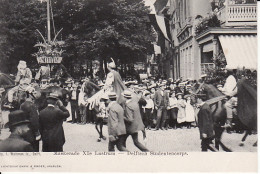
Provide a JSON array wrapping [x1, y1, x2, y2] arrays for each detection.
[[6, 60, 32, 108], [104, 58, 126, 104], [219, 69, 237, 128], [35, 64, 51, 88]]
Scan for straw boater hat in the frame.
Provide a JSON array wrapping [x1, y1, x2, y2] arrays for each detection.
[[122, 90, 132, 99], [108, 92, 117, 99], [100, 93, 109, 100], [200, 74, 207, 78], [17, 60, 27, 70]]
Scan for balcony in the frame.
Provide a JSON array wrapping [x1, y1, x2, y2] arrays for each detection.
[[217, 4, 257, 27]]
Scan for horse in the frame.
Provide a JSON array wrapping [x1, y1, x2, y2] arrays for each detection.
[[1, 83, 69, 112], [82, 80, 108, 142], [191, 80, 257, 151]]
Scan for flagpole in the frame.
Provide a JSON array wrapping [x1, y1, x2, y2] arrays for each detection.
[[47, 0, 51, 42]]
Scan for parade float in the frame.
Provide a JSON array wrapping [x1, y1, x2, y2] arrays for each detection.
[[32, 0, 69, 87]]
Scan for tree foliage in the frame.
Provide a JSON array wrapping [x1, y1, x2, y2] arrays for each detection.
[[0, 0, 154, 77]]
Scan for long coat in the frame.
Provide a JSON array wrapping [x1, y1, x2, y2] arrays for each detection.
[[107, 101, 126, 137], [20, 100, 40, 136], [39, 105, 70, 152], [197, 103, 215, 139], [0, 134, 34, 152], [123, 99, 144, 134]]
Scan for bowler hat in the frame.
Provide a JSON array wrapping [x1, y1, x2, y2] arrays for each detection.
[[122, 90, 132, 98], [47, 92, 59, 100], [8, 110, 30, 128]]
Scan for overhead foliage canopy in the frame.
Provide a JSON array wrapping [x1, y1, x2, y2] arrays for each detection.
[[0, 0, 155, 75]]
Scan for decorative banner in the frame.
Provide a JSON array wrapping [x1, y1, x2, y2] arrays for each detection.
[[37, 57, 63, 64]]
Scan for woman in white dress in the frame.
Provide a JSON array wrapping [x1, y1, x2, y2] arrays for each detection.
[[184, 95, 195, 129], [176, 93, 186, 128]]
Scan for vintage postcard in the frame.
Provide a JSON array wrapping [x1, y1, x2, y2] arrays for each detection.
[[0, 0, 258, 172]]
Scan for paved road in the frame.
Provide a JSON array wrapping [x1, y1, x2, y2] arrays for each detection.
[[0, 110, 257, 152]]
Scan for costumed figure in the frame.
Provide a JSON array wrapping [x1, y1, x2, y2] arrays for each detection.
[[219, 69, 237, 128], [35, 64, 50, 89], [6, 61, 32, 108], [86, 58, 127, 109], [104, 58, 127, 104]]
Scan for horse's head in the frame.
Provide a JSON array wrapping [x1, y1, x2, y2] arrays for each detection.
[[82, 80, 101, 98], [189, 83, 224, 105]]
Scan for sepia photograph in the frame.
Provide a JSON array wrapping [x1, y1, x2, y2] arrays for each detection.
[[0, 0, 258, 172]]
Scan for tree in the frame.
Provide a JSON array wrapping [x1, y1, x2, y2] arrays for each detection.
[[0, 0, 155, 79]]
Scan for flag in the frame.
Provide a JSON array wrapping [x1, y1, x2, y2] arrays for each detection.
[[149, 14, 171, 41]]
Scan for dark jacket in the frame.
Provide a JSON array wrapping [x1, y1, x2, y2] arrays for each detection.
[[154, 89, 169, 108], [197, 103, 215, 139], [123, 99, 144, 134], [39, 105, 70, 152], [107, 101, 126, 137], [0, 134, 34, 152], [69, 89, 80, 102], [20, 100, 40, 136]]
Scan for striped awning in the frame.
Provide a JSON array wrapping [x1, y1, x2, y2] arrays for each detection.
[[218, 35, 257, 70]]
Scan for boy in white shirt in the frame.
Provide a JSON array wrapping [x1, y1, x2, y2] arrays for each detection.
[[143, 91, 154, 130], [167, 91, 178, 129]]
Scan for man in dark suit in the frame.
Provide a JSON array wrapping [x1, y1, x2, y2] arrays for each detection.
[[121, 90, 149, 152], [39, 93, 70, 152], [20, 86, 41, 151], [70, 84, 80, 123], [104, 92, 128, 152], [154, 83, 169, 130], [196, 94, 216, 152], [0, 110, 34, 152]]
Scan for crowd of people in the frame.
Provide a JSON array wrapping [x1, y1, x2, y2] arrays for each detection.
[[0, 59, 257, 152]]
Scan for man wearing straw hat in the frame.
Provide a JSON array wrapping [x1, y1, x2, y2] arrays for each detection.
[[103, 92, 128, 152], [121, 90, 149, 152]]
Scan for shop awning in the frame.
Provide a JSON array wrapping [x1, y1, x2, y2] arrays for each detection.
[[218, 35, 257, 70]]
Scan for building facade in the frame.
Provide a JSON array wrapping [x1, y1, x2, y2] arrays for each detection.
[[156, 0, 257, 80]]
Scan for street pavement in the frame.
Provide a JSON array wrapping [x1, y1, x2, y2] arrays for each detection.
[[1, 120, 257, 152], [0, 110, 257, 152]]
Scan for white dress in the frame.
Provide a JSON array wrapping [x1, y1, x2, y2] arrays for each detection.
[[185, 99, 195, 122], [66, 102, 72, 121], [177, 99, 186, 123]]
